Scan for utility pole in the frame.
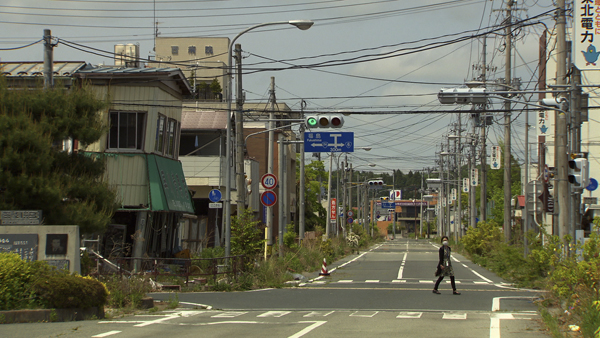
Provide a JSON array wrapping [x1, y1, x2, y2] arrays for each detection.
[[266, 77, 276, 255], [342, 154, 348, 238], [326, 152, 333, 238], [235, 43, 246, 214], [457, 113, 462, 240], [556, 0, 569, 240], [570, 67, 583, 240], [278, 133, 285, 255], [299, 100, 306, 243], [480, 35, 488, 225], [503, 1, 513, 243], [43, 29, 53, 89]]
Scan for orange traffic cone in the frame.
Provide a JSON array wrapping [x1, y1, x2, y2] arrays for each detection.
[[319, 257, 330, 276]]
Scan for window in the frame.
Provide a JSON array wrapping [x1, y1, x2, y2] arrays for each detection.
[[205, 46, 213, 55], [166, 119, 177, 157], [171, 46, 179, 55], [155, 115, 166, 153], [108, 111, 146, 150], [154, 115, 178, 158], [188, 45, 196, 55]]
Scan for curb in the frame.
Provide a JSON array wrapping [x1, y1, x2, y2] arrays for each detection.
[[0, 307, 104, 324]]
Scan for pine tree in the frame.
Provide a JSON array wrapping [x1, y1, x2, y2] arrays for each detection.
[[0, 78, 118, 234]]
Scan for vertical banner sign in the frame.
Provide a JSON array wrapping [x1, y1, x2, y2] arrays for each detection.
[[330, 198, 337, 220], [470, 168, 479, 186], [538, 111, 550, 137], [442, 197, 446, 207], [451, 188, 457, 201], [574, 0, 600, 69], [463, 178, 470, 193], [490, 146, 501, 170]]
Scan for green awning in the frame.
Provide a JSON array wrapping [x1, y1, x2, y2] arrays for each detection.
[[147, 154, 195, 213]]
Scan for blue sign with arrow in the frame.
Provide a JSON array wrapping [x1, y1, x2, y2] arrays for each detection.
[[304, 132, 354, 153], [586, 178, 598, 192]]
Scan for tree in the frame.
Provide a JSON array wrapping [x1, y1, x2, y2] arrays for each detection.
[[296, 155, 327, 231], [0, 79, 118, 234]]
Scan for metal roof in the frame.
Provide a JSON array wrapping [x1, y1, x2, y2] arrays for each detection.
[[0, 61, 89, 77], [181, 110, 228, 130], [76, 66, 182, 74]]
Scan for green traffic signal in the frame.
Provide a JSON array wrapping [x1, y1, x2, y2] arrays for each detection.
[[306, 116, 318, 127]]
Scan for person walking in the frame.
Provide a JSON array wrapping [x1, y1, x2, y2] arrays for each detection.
[[433, 236, 461, 295]]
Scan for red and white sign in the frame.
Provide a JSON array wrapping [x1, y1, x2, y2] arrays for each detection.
[[261, 173, 277, 190], [330, 198, 337, 220], [389, 190, 401, 200]]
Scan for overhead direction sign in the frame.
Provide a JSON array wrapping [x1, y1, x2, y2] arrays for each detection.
[[304, 132, 354, 153]]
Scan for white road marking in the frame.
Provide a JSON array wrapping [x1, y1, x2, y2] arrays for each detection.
[[303, 311, 334, 317], [350, 311, 379, 317], [211, 311, 248, 318], [442, 313, 467, 320], [397, 252, 408, 279], [288, 321, 327, 338], [365, 280, 379, 283], [134, 310, 201, 327], [257, 311, 291, 318], [445, 280, 461, 283], [392, 279, 406, 283], [419, 280, 435, 284], [396, 312, 423, 319], [338, 280, 353, 283], [180, 301, 212, 309], [490, 313, 514, 338], [92, 331, 121, 337]]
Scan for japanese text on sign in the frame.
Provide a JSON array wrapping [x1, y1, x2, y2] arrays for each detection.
[[574, 0, 600, 68]]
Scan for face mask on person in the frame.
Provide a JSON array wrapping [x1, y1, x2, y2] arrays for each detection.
[[442, 241, 449, 246]]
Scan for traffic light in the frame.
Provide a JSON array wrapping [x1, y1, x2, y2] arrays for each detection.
[[368, 180, 384, 189], [380, 197, 388, 202], [568, 158, 589, 188], [304, 115, 344, 128]]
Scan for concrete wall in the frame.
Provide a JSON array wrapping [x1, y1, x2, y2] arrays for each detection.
[[0, 225, 81, 274]]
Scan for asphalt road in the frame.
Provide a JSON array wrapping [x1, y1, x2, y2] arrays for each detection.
[[2, 238, 551, 338]]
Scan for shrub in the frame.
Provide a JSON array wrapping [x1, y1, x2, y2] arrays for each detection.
[[0, 253, 57, 310], [462, 220, 503, 256], [231, 208, 265, 269], [101, 275, 152, 309], [33, 274, 108, 309]]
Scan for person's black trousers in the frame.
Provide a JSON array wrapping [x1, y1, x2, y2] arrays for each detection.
[[434, 275, 457, 290]]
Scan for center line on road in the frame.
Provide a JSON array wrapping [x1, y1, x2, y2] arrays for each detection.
[[398, 252, 407, 279]]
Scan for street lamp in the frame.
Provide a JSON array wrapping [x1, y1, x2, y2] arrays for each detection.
[[224, 20, 314, 258]]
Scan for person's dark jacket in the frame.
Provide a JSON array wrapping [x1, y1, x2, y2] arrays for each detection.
[[435, 245, 450, 277]]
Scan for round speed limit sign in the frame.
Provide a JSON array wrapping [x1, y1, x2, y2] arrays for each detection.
[[261, 173, 278, 190]]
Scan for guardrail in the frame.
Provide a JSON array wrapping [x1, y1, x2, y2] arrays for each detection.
[[87, 251, 246, 285]]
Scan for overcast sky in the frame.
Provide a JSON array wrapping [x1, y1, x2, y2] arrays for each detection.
[[0, 0, 558, 174]]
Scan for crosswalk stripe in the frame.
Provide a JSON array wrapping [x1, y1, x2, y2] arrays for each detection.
[[303, 311, 334, 317], [392, 280, 406, 283], [365, 280, 380, 283], [212, 311, 247, 318], [419, 280, 435, 284], [443, 313, 467, 320], [396, 312, 423, 319], [350, 311, 379, 317], [257, 311, 291, 318], [338, 280, 353, 283]]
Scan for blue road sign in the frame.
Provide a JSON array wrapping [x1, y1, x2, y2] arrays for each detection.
[[261, 191, 277, 207], [208, 189, 222, 202], [304, 132, 354, 153], [347, 217, 353, 224], [382, 202, 395, 209], [586, 178, 599, 191]]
